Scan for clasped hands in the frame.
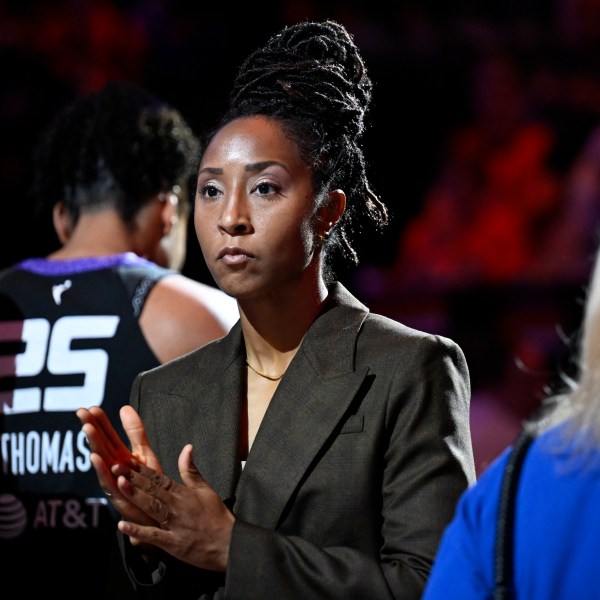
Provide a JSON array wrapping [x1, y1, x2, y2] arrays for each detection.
[[76, 405, 234, 572]]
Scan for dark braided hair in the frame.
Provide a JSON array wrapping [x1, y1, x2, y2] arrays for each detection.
[[210, 20, 388, 279], [30, 80, 200, 229]]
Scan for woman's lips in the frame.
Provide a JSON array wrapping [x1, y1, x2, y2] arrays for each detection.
[[221, 253, 250, 265], [218, 247, 253, 265]]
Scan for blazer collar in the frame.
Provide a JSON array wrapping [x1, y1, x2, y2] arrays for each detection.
[[234, 282, 371, 527]]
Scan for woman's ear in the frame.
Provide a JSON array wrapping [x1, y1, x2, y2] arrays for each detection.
[[158, 191, 179, 236], [52, 201, 73, 245], [317, 189, 346, 237], [155, 190, 189, 270], [327, 189, 346, 225]]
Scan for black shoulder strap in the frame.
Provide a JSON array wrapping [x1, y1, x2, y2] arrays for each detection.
[[117, 264, 176, 317], [493, 429, 535, 600]]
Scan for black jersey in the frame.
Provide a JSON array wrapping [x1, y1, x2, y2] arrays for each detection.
[[0, 252, 175, 598]]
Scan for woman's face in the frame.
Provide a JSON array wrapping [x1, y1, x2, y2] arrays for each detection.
[[195, 115, 322, 300]]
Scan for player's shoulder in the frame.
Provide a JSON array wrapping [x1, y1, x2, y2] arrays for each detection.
[[153, 273, 239, 330]]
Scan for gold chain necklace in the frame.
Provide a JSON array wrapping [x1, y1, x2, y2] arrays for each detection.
[[245, 359, 285, 381]]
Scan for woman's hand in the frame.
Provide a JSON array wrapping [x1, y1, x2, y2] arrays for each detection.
[[113, 443, 235, 572], [76, 405, 162, 528]]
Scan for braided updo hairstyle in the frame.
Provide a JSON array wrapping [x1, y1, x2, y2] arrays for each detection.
[[31, 80, 200, 229], [212, 19, 388, 279]]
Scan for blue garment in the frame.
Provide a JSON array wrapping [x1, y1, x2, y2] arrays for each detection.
[[422, 422, 600, 599]]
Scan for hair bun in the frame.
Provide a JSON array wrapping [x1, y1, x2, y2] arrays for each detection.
[[229, 20, 372, 140], [272, 20, 370, 93]]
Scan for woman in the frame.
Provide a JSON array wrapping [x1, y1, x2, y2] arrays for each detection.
[[421, 215, 600, 597], [0, 80, 237, 599], [78, 20, 475, 599]]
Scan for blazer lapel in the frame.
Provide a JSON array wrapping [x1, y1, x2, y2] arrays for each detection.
[[173, 324, 246, 503], [234, 283, 370, 528]]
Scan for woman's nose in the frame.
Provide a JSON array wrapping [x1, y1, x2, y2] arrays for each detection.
[[218, 195, 252, 235]]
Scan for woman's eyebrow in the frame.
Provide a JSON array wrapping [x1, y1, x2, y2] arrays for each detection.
[[246, 160, 288, 173], [198, 166, 222, 175]]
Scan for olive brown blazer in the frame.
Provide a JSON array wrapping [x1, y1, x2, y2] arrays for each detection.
[[119, 282, 475, 599]]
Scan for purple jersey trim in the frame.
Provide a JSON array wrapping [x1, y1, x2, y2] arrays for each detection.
[[16, 252, 155, 276]]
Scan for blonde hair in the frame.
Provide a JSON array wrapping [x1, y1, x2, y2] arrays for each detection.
[[534, 247, 600, 450]]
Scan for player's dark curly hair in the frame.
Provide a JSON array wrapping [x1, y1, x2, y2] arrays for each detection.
[[30, 80, 200, 228], [209, 19, 388, 279]]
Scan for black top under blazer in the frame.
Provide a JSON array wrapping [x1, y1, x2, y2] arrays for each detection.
[[119, 282, 476, 599]]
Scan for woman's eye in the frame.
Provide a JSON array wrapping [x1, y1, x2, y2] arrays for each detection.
[[200, 184, 221, 199], [254, 181, 280, 196]]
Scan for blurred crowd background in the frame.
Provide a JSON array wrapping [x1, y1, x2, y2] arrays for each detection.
[[3, 0, 600, 474]]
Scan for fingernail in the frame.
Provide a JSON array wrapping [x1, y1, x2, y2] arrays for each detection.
[[112, 463, 131, 478]]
